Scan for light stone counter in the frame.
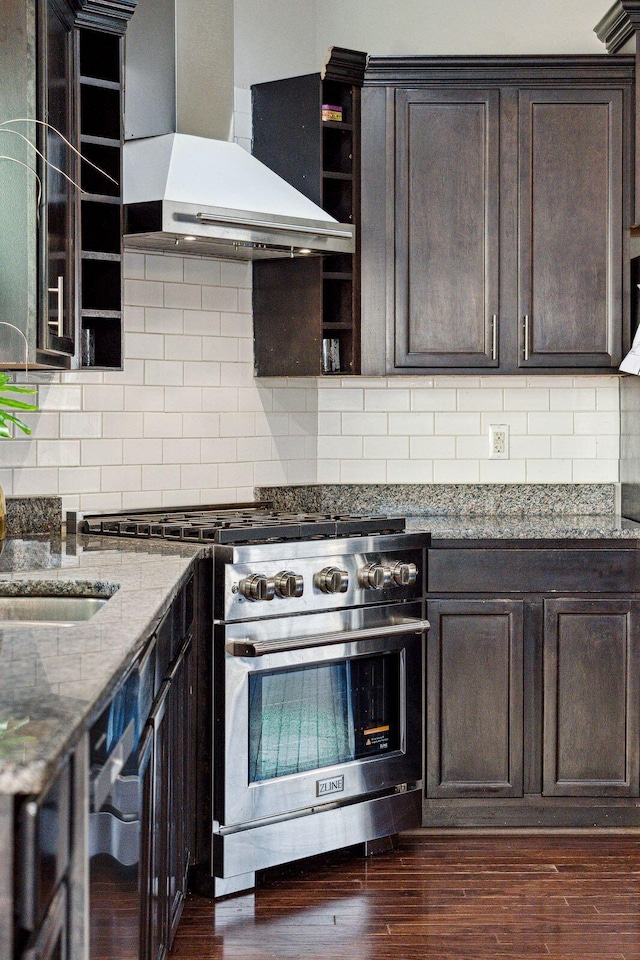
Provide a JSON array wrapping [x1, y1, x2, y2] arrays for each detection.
[[0, 534, 203, 795]]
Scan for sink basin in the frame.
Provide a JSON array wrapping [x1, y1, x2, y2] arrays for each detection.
[[0, 595, 108, 625]]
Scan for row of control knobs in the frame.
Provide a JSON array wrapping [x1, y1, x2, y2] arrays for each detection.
[[237, 561, 418, 602]]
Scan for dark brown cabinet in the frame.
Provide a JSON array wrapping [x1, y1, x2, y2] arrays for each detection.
[[0, 0, 134, 370], [142, 583, 196, 960], [425, 541, 640, 826], [426, 599, 524, 798], [252, 48, 367, 377], [361, 56, 634, 375], [543, 599, 640, 797]]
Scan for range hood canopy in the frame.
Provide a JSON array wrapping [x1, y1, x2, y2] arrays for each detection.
[[123, 134, 355, 260], [122, 0, 355, 259]]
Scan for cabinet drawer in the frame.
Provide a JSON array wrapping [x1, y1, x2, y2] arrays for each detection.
[[429, 548, 640, 594]]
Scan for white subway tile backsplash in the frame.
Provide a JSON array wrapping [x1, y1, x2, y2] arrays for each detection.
[[141, 464, 180, 490], [387, 460, 434, 483], [527, 412, 574, 434], [123, 439, 162, 464], [81, 439, 123, 466], [433, 460, 480, 482], [388, 412, 434, 435], [101, 465, 143, 493], [0, 254, 621, 510], [162, 438, 202, 464], [574, 411, 619, 435], [184, 259, 221, 286], [202, 285, 239, 312], [504, 388, 549, 411], [59, 467, 102, 494], [145, 359, 184, 386], [434, 412, 481, 435], [125, 278, 164, 307], [103, 412, 144, 438], [526, 459, 573, 482], [145, 307, 184, 335], [142, 412, 183, 438], [365, 389, 411, 411], [220, 261, 251, 288], [82, 385, 125, 412], [145, 254, 184, 283], [549, 388, 596, 411], [480, 459, 527, 483], [164, 335, 202, 362], [164, 386, 203, 412], [165, 282, 202, 310], [410, 436, 457, 459], [124, 385, 165, 412]]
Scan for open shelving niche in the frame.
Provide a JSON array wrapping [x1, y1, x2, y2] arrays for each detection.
[[252, 47, 367, 377]]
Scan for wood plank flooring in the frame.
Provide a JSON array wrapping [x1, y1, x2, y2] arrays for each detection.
[[171, 831, 640, 959]]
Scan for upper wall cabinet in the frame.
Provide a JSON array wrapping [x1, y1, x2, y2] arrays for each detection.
[[0, 0, 135, 370], [360, 57, 635, 376]]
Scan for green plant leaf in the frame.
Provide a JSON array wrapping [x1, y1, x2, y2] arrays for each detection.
[[1, 384, 37, 396], [0, 412, 31, 435], [0, 396, 38, 411]]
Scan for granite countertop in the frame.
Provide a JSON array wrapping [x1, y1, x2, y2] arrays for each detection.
[[405, 514, 640, 541], [0, 533, 203, 796]]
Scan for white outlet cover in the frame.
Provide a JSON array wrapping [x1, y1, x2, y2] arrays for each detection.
[[489, 424, 509, 460]]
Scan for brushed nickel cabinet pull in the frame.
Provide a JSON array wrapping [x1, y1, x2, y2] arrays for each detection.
[[523, 314, 530, 361], [491, 315, 498, 361], [47, 275, 64, 337]]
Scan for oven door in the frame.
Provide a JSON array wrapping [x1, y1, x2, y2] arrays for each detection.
[[215, 603, 427, 827]]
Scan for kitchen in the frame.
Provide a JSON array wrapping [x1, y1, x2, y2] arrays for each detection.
[[2, 0, 640, 957]]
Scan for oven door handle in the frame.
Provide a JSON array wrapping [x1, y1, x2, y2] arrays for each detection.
[[229, 617, 430, 657]]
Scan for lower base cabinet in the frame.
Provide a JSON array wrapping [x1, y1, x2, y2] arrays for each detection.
[[543, 599, 640, 798], [426, 599, 524, 798], [425, 544, 640, 826]]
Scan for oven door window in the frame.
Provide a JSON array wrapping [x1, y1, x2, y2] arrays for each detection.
[[248, 653, 400, 782]]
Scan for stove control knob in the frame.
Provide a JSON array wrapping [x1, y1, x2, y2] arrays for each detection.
[[239, 574, 276, 602], [390, 561, 418, 587], [359, 562, 392, 590], [314, 567, 349, 594], [274, 570, 304, 599]]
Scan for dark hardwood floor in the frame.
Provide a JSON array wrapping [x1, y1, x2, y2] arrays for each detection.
[[172, 830, 640, 959]]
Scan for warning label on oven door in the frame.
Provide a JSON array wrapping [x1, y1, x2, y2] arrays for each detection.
[[363, 724, 390, 751]]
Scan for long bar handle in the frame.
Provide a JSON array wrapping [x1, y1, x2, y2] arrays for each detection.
[[230, 617, 431, 657], [47, 275, 64, 336], [491, 314, 498, 361], [195, 211, 353, 240], [523, 314, 530, 361]]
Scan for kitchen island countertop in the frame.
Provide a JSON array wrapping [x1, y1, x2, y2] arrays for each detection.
[[0, 534, 203, 796]]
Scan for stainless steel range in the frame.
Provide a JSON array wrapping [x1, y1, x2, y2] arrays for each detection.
[[76, 503, 429, 897]]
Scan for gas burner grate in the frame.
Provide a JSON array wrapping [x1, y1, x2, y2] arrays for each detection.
[[83, 507, 406, 544]]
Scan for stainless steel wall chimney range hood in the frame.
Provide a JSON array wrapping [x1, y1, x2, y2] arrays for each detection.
[[123, 0, 354, 259]]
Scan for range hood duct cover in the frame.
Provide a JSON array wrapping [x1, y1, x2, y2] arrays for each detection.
[[123, 134, 354, 259]]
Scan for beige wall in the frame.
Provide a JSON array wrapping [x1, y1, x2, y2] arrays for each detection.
[[234, 0, 611, 87]]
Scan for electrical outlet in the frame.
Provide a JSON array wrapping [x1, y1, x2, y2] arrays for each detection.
[[489, 424, 509, 460]]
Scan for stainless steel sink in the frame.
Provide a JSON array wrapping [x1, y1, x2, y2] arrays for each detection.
[[0, 594, 108, 625]]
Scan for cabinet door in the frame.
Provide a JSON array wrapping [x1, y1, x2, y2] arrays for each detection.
[[543, 599, 640, 796], [517, 89, 625, 369], [426, 599, 524, 798], [393, 89, 500, 370], [37, 0, 77, 363]]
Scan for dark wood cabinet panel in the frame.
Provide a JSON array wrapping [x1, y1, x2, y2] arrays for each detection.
[[543, 599, 640, 797], [426, 599, 524, 798], [394, 89, 500, 369], [518, 89, 624, 369], [362, 56, 634, 376]]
